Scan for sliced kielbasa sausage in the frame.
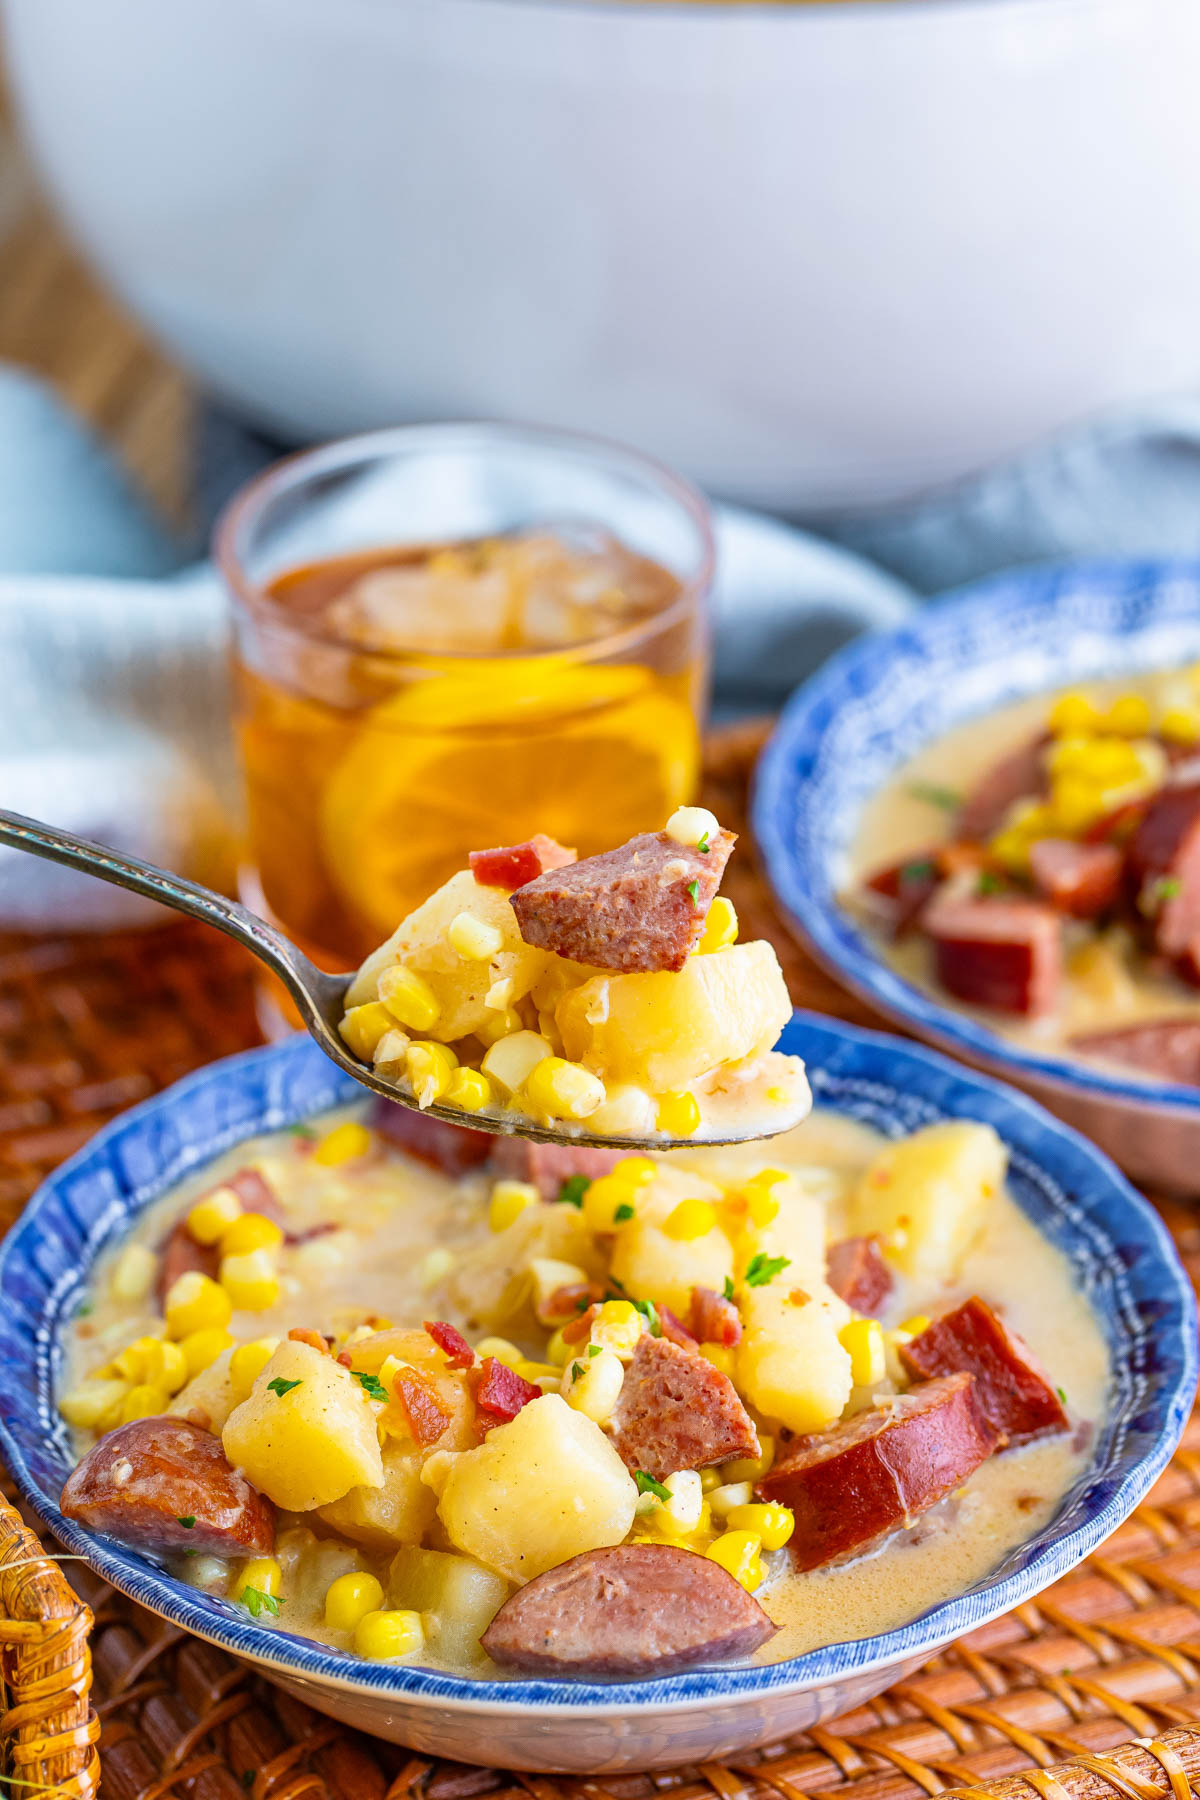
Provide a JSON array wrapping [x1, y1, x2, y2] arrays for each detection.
[[511, 829, 736, 974], [1126, 783, 1200, 955], [487, 1138, 622, 1199], [956, 737, 1047, 842], [481, 1542, 776, 1675], [825, 1236, 892, 1314], [689, 1284, 742, 1348], [860, 854, 942, 938], [899, 1297, 1067, 1445], [609, 1333, 758, 1480], [1029, 838, 1123, 919], [156, 1222, 218, 1304], [1071, 1018, 1200, 1086], [757, 1373, 998, 1571], [923, 894, 1062, 1016], [368, 1098, 494, 1174], [61, 1416, 275, 1559]]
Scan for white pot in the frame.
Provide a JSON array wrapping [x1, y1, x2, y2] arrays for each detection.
[[5, 0, 1200, 511]]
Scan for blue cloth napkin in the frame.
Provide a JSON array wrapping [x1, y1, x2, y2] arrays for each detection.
[[4, 361, 1200, 925]]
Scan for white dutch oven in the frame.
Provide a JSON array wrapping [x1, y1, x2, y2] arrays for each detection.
[[4, 0, 1200, 511]]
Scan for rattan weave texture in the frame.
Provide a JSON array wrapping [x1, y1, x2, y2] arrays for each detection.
[[0, 725, 1198, 1799]]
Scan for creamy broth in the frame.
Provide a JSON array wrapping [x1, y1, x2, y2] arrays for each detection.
[[63, 1102, 1107, 1675], [848, 678, 1200, 1074]]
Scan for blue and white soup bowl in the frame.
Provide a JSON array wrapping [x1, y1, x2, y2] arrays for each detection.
[[0, 1022, 1192, 1772], [756, 558, 1200, 1194]]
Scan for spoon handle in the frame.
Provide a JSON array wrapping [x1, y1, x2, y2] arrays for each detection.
[[0, 808, 329, 1014]]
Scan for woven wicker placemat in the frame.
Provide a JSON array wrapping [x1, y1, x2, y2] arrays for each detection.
[[2, 724, 1200, 1800]]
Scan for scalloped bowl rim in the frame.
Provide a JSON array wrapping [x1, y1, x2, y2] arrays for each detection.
[[0, 1022, 1192, 1715], [754, 556, 1200, 1119]]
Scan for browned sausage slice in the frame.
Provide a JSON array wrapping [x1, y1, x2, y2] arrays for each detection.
[[368, 1097, 493, 1174], [860, 854, 942, 938], [923, 894, 1062, 1016], [61, 1416, 275, 1558], [480, 1543, 776, 1675], [899, 1297, 1067, 1445], [757, 1373, 998, 1571], [155, 1223, 218, 1305], [1071, 1017, 1200, 1085], [956, 736, 1047, 841], [1127, 782, 1200, 954], [826, 1236, 892, 1314], [487, 1138, 621, 1200], [609, 1334, 758, 1480], [511, 829, 737, 974], [1029, 838, 1123, 919]]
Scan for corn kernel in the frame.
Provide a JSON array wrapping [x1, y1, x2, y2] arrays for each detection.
[[611, 1157, 657, 1187], [707, 1480, 754, 1519], [325, 1570, 384, 1632], [529, 1257, 588, 1317], [58, 1378, 129, 1431], [563, 1347, 625, 1423], [587, 1083, 656, 1137], [1050, 775, 1103, 836], [666, 805, 721, 847], [1105, 693, 1152, 737], [656, 1091, 701, 1138], [407, 1041, 458, 1108], [417, 1248, 455, 1289], [339, 1000, 395, 1061], [186, 1186, 243, 1246], [545, 1327, 572, 1367], [229, 1338, 282, 1404], [706, 1529, 764, 1591], [743, 1169, 787, 1226], [165, 1270, 233, 1340], [523, 1056, 606, 1121], [447, 912, 504, 961], [109, 1241, 158, 1303], [489, 1180, 539, 1233], [657, 1468, 705, 1534], [481, 1030, 554, 1096], [121, 1382, 170, 1423], [1049, 691, 1101, 735], [516, 1361, 560, 1387], [722, 1437, 775, 1484], [590, 1299, 644, 1360], [700, 1467, 722, 1493], [726, 1502, 795, 1551], [582, 1174, 639, 1233], [112, 1336, 155, 1382], [379, 964, 442, 1032], [355, 1608, 425, 1661], [139, 1338, 189, 1396], [698, 1341, 736, 1376], [839, 1318, 886, 1387], [445, 1067, 493, 1114], [662, 1198, 718, 1241], [475, 1007, 523, 1047], [989, 827, 1033, 874], [1162, 706, 1200, 745], [486, 976, 516, 1010], [220, 1210, 285, 1257], [1082, 735, 1140, 781], [312, 1120, 374, 1167], [220, 1249, 280, 1313], [237, 1556, 282, 1603], [180, 1327, 235, 1379], [698, 896, 739, 955], [899, 1314, 931, 1338]]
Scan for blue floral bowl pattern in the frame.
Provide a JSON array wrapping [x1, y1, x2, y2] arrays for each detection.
[[754, 558, 1200, 1191], [0, 1021, 1193, 1772]]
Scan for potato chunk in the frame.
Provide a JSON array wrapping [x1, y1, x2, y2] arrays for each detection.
[[432, 1394, 637, 1583], [317, 1441, 436, 1551], [738, 1280, 852, 1436], [344, 869, 554, 1041], [222, 1341, 383, 1512], [850, 1121, 1005, 1285], [390, 1544, 511, 1665], [609, 1169, 732, 1316], [556, 941, 791, 1091], [168, 1348, 236, 1433]]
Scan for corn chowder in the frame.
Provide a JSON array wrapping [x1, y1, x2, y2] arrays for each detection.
[[849, 670, 1200, 1085], [59, 1100, 1106, 1680]]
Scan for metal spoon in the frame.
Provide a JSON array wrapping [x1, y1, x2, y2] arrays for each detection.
[[0, 808, 802, 1150]]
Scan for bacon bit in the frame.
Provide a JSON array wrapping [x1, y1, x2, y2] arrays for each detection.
[[689, 1285, 741, 1348], [474, 1356, 542, 1427], [787, 1288, 811, 1307], [391, 1369, 453, 1446], [424, 1320, 475, 1369], [561, 1304, 599, 1346], [546, 1282, 604, 1325], [469, 842, 547, 891], [659, 1304, 697, 1348], [229, 1167, 284, 1223], [937, 842, 990, 877], [288, 1327, 331, 1354], [336, 1350, 353, 1368]]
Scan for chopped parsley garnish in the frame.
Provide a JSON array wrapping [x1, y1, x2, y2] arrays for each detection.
[[242, 1773, 255, 1791], [607, 1274, 631, 1297], [614, 1202, 635, 1223], [697, 833, 710, 854], [1056, 1386, 1067, 1405], [288, 1124, 316, 1139], [634, 1470, 671, 1502], [1145, 875, 1182, 913], [558, 1174, 591, 1209], [899, 859, 937, 886], [632, 1296, 661, 1336], [352, 1370, 388, 1402], [240, 1586, 281, 1619], [574, 1293, 591, 1313], [571, 1361, 585, 1382], [176, 1516, 196, 1530], [744, 1252, 791, 1288], [907, 782, 961, 811], [723, 1276, 735, 1302], [588, 1343, 601, 1357], [977, 869, 1006, 896], [686, 879, 701, 908], [76, 1300, 94, 1318], [266, 1377, 302, 1399]]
